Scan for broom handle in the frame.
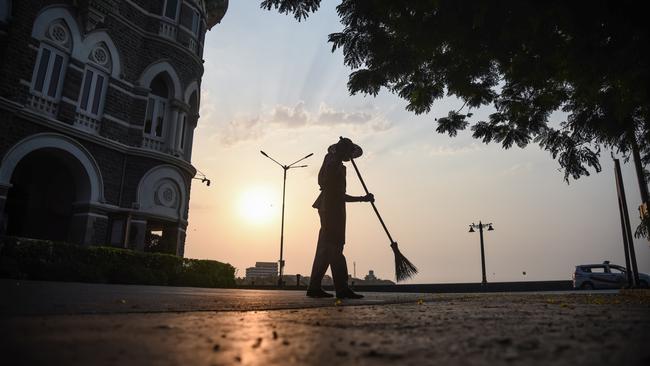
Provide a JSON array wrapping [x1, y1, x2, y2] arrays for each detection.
[[350, 158, 395, 244]]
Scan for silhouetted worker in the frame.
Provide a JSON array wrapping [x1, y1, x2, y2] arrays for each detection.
[[307, 137, 374, 299]]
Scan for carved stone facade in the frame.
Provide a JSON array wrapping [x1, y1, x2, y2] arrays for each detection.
[[0, 0, 228, 256]]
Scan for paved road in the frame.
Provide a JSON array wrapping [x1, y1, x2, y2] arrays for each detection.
[[0, 279, 434, 316], [1, 280, 649, 365], [0, 279, 618, 316]]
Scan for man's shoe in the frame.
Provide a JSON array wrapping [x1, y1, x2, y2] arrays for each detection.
[[306, 288, 334, 298], [336, 290, 364, 299]]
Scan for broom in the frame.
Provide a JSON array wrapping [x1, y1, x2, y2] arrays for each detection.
[[349, 157, 418, 282]]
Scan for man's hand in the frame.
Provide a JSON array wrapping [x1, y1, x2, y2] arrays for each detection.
[[364, 193, 374, 203]]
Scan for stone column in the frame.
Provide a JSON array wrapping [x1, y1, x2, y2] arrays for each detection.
[[128, 217, 147, 251], [167, 106, 179, 154], [168, 99, 189, 156], [185, 113, 198, 161], [176, 111, 186, 152], [108, 216, 126, 247], [162, 224, 186, 257], [69, 211, 108, 245], [176, 226, 186, 257]]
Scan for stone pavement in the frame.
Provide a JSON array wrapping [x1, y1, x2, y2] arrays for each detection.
[[1, 281, 649, 366]]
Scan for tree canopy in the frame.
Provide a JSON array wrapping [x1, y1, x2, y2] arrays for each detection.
[[261, 0, 649, 182]]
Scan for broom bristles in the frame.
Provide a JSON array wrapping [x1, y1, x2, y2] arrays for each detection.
[[391, 242, 418, 282]]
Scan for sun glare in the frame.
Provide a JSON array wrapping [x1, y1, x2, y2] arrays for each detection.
[[238, 187, 276, 223]]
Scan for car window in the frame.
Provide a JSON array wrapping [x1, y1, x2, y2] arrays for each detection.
[[580, 266, 592, 273], [609, 266, 625, 274], [589, 266, 606, 273]]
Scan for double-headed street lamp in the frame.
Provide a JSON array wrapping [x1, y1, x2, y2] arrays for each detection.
[[468, 221, 494, 285], [260, 150, 313, 286]]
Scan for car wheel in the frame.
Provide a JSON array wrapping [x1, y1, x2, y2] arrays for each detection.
[[639, 280, 649, 289], [580, 282, 594, 290]]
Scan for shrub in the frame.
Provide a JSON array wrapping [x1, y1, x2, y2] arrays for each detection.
[[0, 237, 235, 288]]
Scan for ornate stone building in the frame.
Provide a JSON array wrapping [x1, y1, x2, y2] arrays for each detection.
[[0, 0, 227, 256]]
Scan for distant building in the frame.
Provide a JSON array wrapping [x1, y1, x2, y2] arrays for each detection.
[[245, 262, 278, 278], [351, 270, 394, 285], [364, 270, 378, 281], [0, 0, 228, 256]]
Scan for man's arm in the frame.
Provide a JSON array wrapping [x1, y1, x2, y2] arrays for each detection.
[[345, 193, 374, 203]]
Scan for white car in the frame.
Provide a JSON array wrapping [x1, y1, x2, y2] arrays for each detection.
[[573, 261, 649, 289]]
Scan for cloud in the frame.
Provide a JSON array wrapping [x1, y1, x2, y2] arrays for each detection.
[[219, 116, 265, 146], [217, 102, 392, 146], [199, 88, 218, 125], [426, 143, 483, 157], [270, 101, 309, 127], [386, 142, 483, 158], [317, 104, 372, 125], [503, 162, 534, 176]]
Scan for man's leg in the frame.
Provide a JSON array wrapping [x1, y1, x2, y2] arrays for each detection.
[[308, 229, 330, 289], [329, 242, 350, 293], [330, 242, 364, 299]]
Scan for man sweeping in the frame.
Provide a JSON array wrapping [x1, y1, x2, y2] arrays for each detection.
[[306, 137, 374, 299]]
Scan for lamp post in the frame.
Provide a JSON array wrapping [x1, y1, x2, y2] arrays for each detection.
[[468, 221, 494, 285], [260, 150, 313, 287]]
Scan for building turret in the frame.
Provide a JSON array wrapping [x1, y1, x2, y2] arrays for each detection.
[[0, 0, 228, 256]]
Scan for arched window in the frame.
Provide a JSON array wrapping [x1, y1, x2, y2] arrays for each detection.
[[139, 62, 181, 153], [144, 74, 172, 139], [77, 43, 111, 119], [163, 0, 180, 21], [187, 6, 202, 54], [30, 20, 71, 113], [159, 0, 180, 40]]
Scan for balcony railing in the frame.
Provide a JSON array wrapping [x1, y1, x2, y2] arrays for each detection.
[[74, 113, 100, 133], [27, 94, 58, 117], [188, 37, 197, 54], [159, 19, 177, 40], [142, 135, 164, 152]]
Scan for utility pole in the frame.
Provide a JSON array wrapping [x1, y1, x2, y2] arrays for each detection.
[[613, 157, 640, 287]]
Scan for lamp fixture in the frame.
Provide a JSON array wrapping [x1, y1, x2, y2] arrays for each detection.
[[193, 169, 211, 186]]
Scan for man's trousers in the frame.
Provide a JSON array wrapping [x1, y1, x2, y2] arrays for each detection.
[[308, 211, 349, 293]]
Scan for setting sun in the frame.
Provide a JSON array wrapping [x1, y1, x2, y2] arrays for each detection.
[[238, 187, 277, 223]]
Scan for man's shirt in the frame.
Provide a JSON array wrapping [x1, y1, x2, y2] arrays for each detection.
[[312, 153, 346, 211]]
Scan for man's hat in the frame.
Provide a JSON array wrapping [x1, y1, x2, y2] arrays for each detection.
[[328, 136, 363, 159]]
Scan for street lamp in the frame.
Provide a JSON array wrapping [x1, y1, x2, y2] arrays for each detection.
[[468, 221, 494, 286], [260, 150, 313, 286]]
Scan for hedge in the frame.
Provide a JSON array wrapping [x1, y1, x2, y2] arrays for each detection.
[[0, 237, 235, 288]]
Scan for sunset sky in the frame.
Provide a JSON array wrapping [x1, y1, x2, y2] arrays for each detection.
[[184, 1, 650, 283]]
